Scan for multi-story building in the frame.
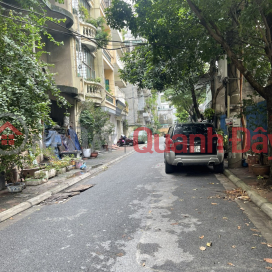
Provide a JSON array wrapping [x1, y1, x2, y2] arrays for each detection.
[[157, 94, 177, 128], [121, 31, 156, 133], [43, 0, 128, 144], [122, 85, 155, 134]]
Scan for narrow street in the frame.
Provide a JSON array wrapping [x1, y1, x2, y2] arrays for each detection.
[[1, 138, 272, 272]]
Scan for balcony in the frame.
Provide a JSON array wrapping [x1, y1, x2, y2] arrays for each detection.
[[57, 85, 78, 97], [44, 0, 74, 29], [100, 0, 110, 13], [105, 92, 116, 112], [103, 49, 114, 70], [115, 86, 125, 104], [103, 49, 112, 62], [106, 94, 114, 104], [84, 80, 103, 104], [105, 92, 115, 105], [115, 53, 124, 69], [80, 22, 97, 52]]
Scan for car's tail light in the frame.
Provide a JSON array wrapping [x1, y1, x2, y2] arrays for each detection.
[[165, 137, 174, 152], [167, 138, 174, 147]]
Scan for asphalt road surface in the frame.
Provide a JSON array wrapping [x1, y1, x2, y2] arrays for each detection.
[[1, 138, 272, 271]]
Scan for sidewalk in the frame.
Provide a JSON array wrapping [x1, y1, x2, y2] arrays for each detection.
[[226, 167, 272, 202], [0, 145, 135, 222], [224, 163, 272, 220]]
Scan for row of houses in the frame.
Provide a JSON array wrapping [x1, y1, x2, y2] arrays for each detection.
[[41, 0, 128, 144], [41, 0, 169, 143]]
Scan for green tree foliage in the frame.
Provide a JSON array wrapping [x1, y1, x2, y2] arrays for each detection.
[[164, 88, 205, 122], [0, 0, 69, 176], [106, 0, 222, 63], [120, 44, 207, 119], [79, 6, 110, 48], [175, 110, 189, 123], [0, 1, 69, 131], [79, 101, 113, 148], [186, 0, 272, 95]]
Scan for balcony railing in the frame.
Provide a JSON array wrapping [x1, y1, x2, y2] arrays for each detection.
[[100, 0, 110, 11], [80, 22, 97, 51], [103, 49, 112, 63], [87, 85, 102, 94], [116, 53, 124, 69], [106, 93, 114, 104], [83, 25, 96, 38]]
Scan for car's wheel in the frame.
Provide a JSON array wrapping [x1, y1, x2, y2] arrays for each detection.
[[213, 161, 225, 173], [165, 161, 174, 174]]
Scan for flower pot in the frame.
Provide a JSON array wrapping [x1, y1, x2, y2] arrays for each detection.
[[248, 163, 254, 173], [252, 164, 270, 176], [22, 167, 41, 179], [83, 148, 91, 158], [75, 160, 83, 169], [91, 152, 98, 158], [48, 169, 57, 179], [7, 182, 25, 193], [70, 160, 76, 169], [263, 155, 269, 165], [247, 155, 258, 164]]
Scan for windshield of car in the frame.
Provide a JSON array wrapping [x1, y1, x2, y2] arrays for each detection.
[[173, 124, 214, 136]]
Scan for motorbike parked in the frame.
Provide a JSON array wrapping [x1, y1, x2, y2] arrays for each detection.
[[117, 135, 134, 146]]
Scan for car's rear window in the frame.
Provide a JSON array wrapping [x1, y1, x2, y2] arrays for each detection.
[[173, 124, 214, 136]]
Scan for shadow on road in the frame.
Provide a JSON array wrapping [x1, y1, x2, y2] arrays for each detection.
[[173, 165, 215, 177]]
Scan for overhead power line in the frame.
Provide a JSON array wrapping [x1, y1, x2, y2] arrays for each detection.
[[0, 0, 186, 51]]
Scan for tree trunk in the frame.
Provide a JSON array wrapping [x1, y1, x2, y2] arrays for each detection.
[[188, 105, 197, 122], [209, 59, 217, 110], [190, 83, 201, 120]]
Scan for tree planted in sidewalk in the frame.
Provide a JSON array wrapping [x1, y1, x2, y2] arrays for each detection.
[[184, 0, 272, 180]]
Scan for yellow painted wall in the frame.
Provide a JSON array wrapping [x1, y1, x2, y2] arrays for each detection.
[[104, 69, 115, 95]]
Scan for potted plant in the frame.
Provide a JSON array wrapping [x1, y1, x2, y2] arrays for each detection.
[[79, 109, 94, 158], [0, 154, 25, 193], [22, 147, 43, 178], [101, 139, 108, 151], [101, 122, 115, 151], [79, 101, 113, 156]]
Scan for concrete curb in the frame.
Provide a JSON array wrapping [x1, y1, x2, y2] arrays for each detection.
[[224, 169, 272, 219], [0, 149, 136, 223]]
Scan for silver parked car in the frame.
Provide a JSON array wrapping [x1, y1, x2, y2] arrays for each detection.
[[164, 123, 224, 174]]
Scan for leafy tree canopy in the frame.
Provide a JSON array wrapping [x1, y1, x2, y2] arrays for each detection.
[[0, 0, 69, 156]]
